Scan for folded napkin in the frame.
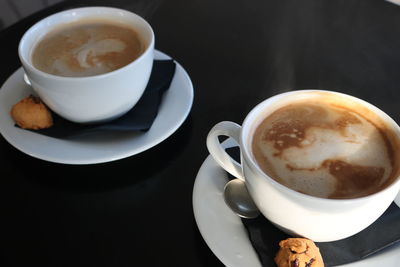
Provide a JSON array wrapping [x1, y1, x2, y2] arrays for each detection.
[[23, 60, 176, 138], [226, 147, 400, 267]]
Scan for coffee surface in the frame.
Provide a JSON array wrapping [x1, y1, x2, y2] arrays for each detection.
[[252, 100, 396, 199], [31, 20, 144, 77]]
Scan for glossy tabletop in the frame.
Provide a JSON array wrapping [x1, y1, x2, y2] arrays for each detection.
[[1, 0, 400, 266]]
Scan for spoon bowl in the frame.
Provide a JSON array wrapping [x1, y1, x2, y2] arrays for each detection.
[[223, 179, 260, 219]]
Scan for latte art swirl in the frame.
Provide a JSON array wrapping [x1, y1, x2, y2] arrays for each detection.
[[252, 101, 396, 199], [32, 20, 144, 77]]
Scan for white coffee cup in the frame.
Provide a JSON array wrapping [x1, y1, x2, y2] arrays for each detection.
[[18, 7, 154, 123], [207, 90, 400, 242]]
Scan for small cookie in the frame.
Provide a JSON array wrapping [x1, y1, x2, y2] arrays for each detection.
[[274, 238, 324, 267], [10, 95, 53, 130]]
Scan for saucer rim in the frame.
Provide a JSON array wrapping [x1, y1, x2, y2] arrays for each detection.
[[0, 50, 194, 164], [193, 138, 262, 267], [192, 139, 400, 267]]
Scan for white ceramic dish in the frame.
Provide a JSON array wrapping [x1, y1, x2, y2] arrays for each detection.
[[0, 50, 193, 164], [193, 138, 400, 267]]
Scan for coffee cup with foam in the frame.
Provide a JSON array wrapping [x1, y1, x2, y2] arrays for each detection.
[[207, 90, 400, 242], [18, 7, 154, 123]]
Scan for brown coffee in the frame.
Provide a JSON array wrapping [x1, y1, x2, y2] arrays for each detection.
[[31, 19, 144, 77], [252, 98, 398, 199]]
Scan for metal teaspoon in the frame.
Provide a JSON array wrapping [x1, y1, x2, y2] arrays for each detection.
[[223, 179, 260, 219]]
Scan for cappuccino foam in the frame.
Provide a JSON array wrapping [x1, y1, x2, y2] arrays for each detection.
[[252, 100, 395, 199], [31, 20, 144, 77]]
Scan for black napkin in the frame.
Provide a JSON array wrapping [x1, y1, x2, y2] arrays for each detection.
[[226, 146, 400, 267], [24, 60, 176, 138]]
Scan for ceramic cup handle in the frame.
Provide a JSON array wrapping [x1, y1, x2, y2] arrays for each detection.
[[23, 73, 32, 86], [206, 121, 244, 181]]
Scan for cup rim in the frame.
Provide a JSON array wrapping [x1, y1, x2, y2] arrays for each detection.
[[18, 6, 155, 81], [240, 89, 400, 203]]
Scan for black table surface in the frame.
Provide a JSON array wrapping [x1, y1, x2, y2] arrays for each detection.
[[1, 0, 400, 266]]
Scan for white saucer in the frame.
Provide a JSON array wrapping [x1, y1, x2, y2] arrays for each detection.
[[0, 50, 193, 164], [193, 138, 400, 267]]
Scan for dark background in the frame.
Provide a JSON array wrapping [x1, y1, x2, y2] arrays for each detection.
[[1, 0, 400, 266]]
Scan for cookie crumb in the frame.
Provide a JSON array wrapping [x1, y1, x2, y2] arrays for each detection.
[[275, 238, 324, 267], [10, 95, 53, 130]]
